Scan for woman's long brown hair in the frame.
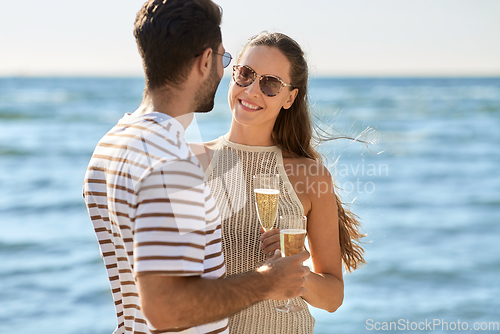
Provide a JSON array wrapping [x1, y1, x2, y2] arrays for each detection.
[[238, 32, 366, 272]]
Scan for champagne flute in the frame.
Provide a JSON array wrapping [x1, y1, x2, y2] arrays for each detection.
[[276, 215, 307, 313], [253, 174, 279, 232]]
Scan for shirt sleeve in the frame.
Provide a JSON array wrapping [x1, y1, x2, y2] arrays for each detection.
[[133, 159, 208, 276]]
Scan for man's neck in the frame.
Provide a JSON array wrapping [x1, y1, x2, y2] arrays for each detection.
[[134, 88, 194, 129]]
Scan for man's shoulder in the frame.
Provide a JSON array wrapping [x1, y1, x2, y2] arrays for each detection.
[[85, 115, 193, 181], [122, 115, 182, 144], [105, 114, 191, 158]]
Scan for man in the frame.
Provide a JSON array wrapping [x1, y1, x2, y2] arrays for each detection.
[[83, 0, 310, 333]]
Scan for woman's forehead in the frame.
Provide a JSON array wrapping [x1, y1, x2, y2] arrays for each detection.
[[239, 46, 291, 81]]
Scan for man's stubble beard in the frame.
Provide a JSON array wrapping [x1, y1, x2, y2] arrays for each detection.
[[195, 62, 221, 113]]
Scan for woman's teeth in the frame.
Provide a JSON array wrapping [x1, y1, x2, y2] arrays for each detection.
[[241, 100, 261, 110]]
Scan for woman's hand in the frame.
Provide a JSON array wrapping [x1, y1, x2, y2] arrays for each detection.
[[260, 227, 281, 259]]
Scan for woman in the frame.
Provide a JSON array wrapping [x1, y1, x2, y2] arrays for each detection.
[[205, 32, 365, 333]]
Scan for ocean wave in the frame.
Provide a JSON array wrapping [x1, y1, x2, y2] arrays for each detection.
[[0, 201, 86, 215], [469, 198, 500, 207], [73, 287, 112, 306], [0, 90, 77, 105], [0, 110, 34, 120], [0, 256, 100, 279], [353, 264, 475, 288], [0, 238, 101, 278], [0, 240, 43, 252], [0, 147, 33, 156], [0, 146, 96, 157]]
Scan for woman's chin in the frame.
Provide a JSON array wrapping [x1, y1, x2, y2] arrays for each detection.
[[231, 110, 258, 126], [232, 114, 254, 127]]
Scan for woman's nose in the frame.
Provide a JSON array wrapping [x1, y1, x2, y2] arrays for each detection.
[[245, 77, 261, 96]]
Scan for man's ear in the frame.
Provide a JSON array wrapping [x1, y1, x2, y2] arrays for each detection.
[[283, 88, 299, 110], [196, 47, 213, 79]]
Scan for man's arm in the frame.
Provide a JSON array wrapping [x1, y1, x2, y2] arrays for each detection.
[[134, 159, 309, 330], [137, 250, 310, 331]]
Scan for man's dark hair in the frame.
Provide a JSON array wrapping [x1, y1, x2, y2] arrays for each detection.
[[134, 0, 222, 90]]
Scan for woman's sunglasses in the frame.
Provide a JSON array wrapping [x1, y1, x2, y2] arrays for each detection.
[[232, 65, 294, 97]]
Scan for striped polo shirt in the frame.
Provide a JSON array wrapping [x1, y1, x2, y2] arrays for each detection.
[[83, 112, 227, 334]]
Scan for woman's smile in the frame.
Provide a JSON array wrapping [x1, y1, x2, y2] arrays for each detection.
[[239, 99, 263, 111]]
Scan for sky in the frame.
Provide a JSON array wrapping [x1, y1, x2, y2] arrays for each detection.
[[1, 0, 499, 77]]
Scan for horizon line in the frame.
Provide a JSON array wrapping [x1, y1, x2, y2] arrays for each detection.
[[1, 73, 500, 79]]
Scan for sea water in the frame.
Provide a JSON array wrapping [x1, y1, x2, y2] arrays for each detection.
[[1, 77, 499, 333]]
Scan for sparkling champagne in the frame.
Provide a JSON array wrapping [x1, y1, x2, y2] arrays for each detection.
[[280, 229, 306, 256], [254, 189, 279, 231]]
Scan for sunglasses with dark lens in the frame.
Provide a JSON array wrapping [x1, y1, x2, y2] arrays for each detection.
[[232, 65, 294, 97], [214, 51, 232, 68]]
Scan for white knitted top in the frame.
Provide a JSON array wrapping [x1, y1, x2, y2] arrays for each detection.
[[206, 135, 315, 334]]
